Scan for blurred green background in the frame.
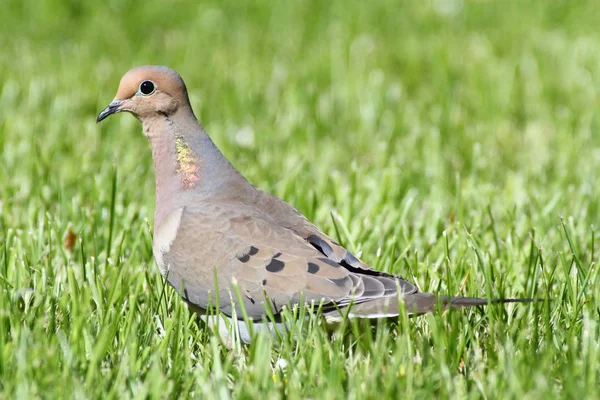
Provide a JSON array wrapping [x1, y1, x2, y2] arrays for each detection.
[[1, 0, 599, 398]]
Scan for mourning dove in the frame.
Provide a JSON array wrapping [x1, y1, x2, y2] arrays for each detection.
[[97, 66, 533, 344]]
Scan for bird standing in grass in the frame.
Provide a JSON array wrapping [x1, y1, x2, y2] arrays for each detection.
[[97, 65, 533, 344]]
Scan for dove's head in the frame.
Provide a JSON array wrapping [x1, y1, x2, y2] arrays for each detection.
[[97, 66, 192, 123]]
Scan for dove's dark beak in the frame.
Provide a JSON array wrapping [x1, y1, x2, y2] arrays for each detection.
[[97, 100, 125, 123]]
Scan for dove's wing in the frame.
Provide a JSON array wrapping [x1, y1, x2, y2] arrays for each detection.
[[160, 200, 419, 320]]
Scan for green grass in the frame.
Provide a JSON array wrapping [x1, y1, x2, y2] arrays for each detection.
[[1, 0, 599, 398]]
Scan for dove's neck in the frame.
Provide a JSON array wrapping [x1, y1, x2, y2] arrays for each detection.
[[144, 108, 251, 227]]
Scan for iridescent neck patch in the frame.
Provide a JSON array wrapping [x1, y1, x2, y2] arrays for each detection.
[[175, 136, 200, 189]]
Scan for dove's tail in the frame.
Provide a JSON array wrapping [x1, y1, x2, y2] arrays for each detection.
[[443, 295, 537, 308], [401, 292, 540, 316], [325, 292, 540, 321]]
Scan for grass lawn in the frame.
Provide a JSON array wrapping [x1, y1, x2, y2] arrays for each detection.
[[1, 0, 599, 398]]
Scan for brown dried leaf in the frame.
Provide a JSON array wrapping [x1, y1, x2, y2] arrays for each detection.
[[63, 226, 77, 253]]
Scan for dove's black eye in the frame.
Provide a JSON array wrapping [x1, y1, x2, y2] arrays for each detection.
[[139, 80, 156, 95]]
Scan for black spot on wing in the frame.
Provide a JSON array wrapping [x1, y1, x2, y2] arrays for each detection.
[[237, 246, 260, 263], [236, 246, 258, 263], [307, 235, 333, 257], [307, 262, 320, 274], [266, 259, 285, 273], [262, 279, 267, 285]]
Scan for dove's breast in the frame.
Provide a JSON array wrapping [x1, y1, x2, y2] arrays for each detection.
[[153, 207, 184, 276]]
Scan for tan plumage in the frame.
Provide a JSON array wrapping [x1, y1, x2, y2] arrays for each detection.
[[97, 66, 534, 344]]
